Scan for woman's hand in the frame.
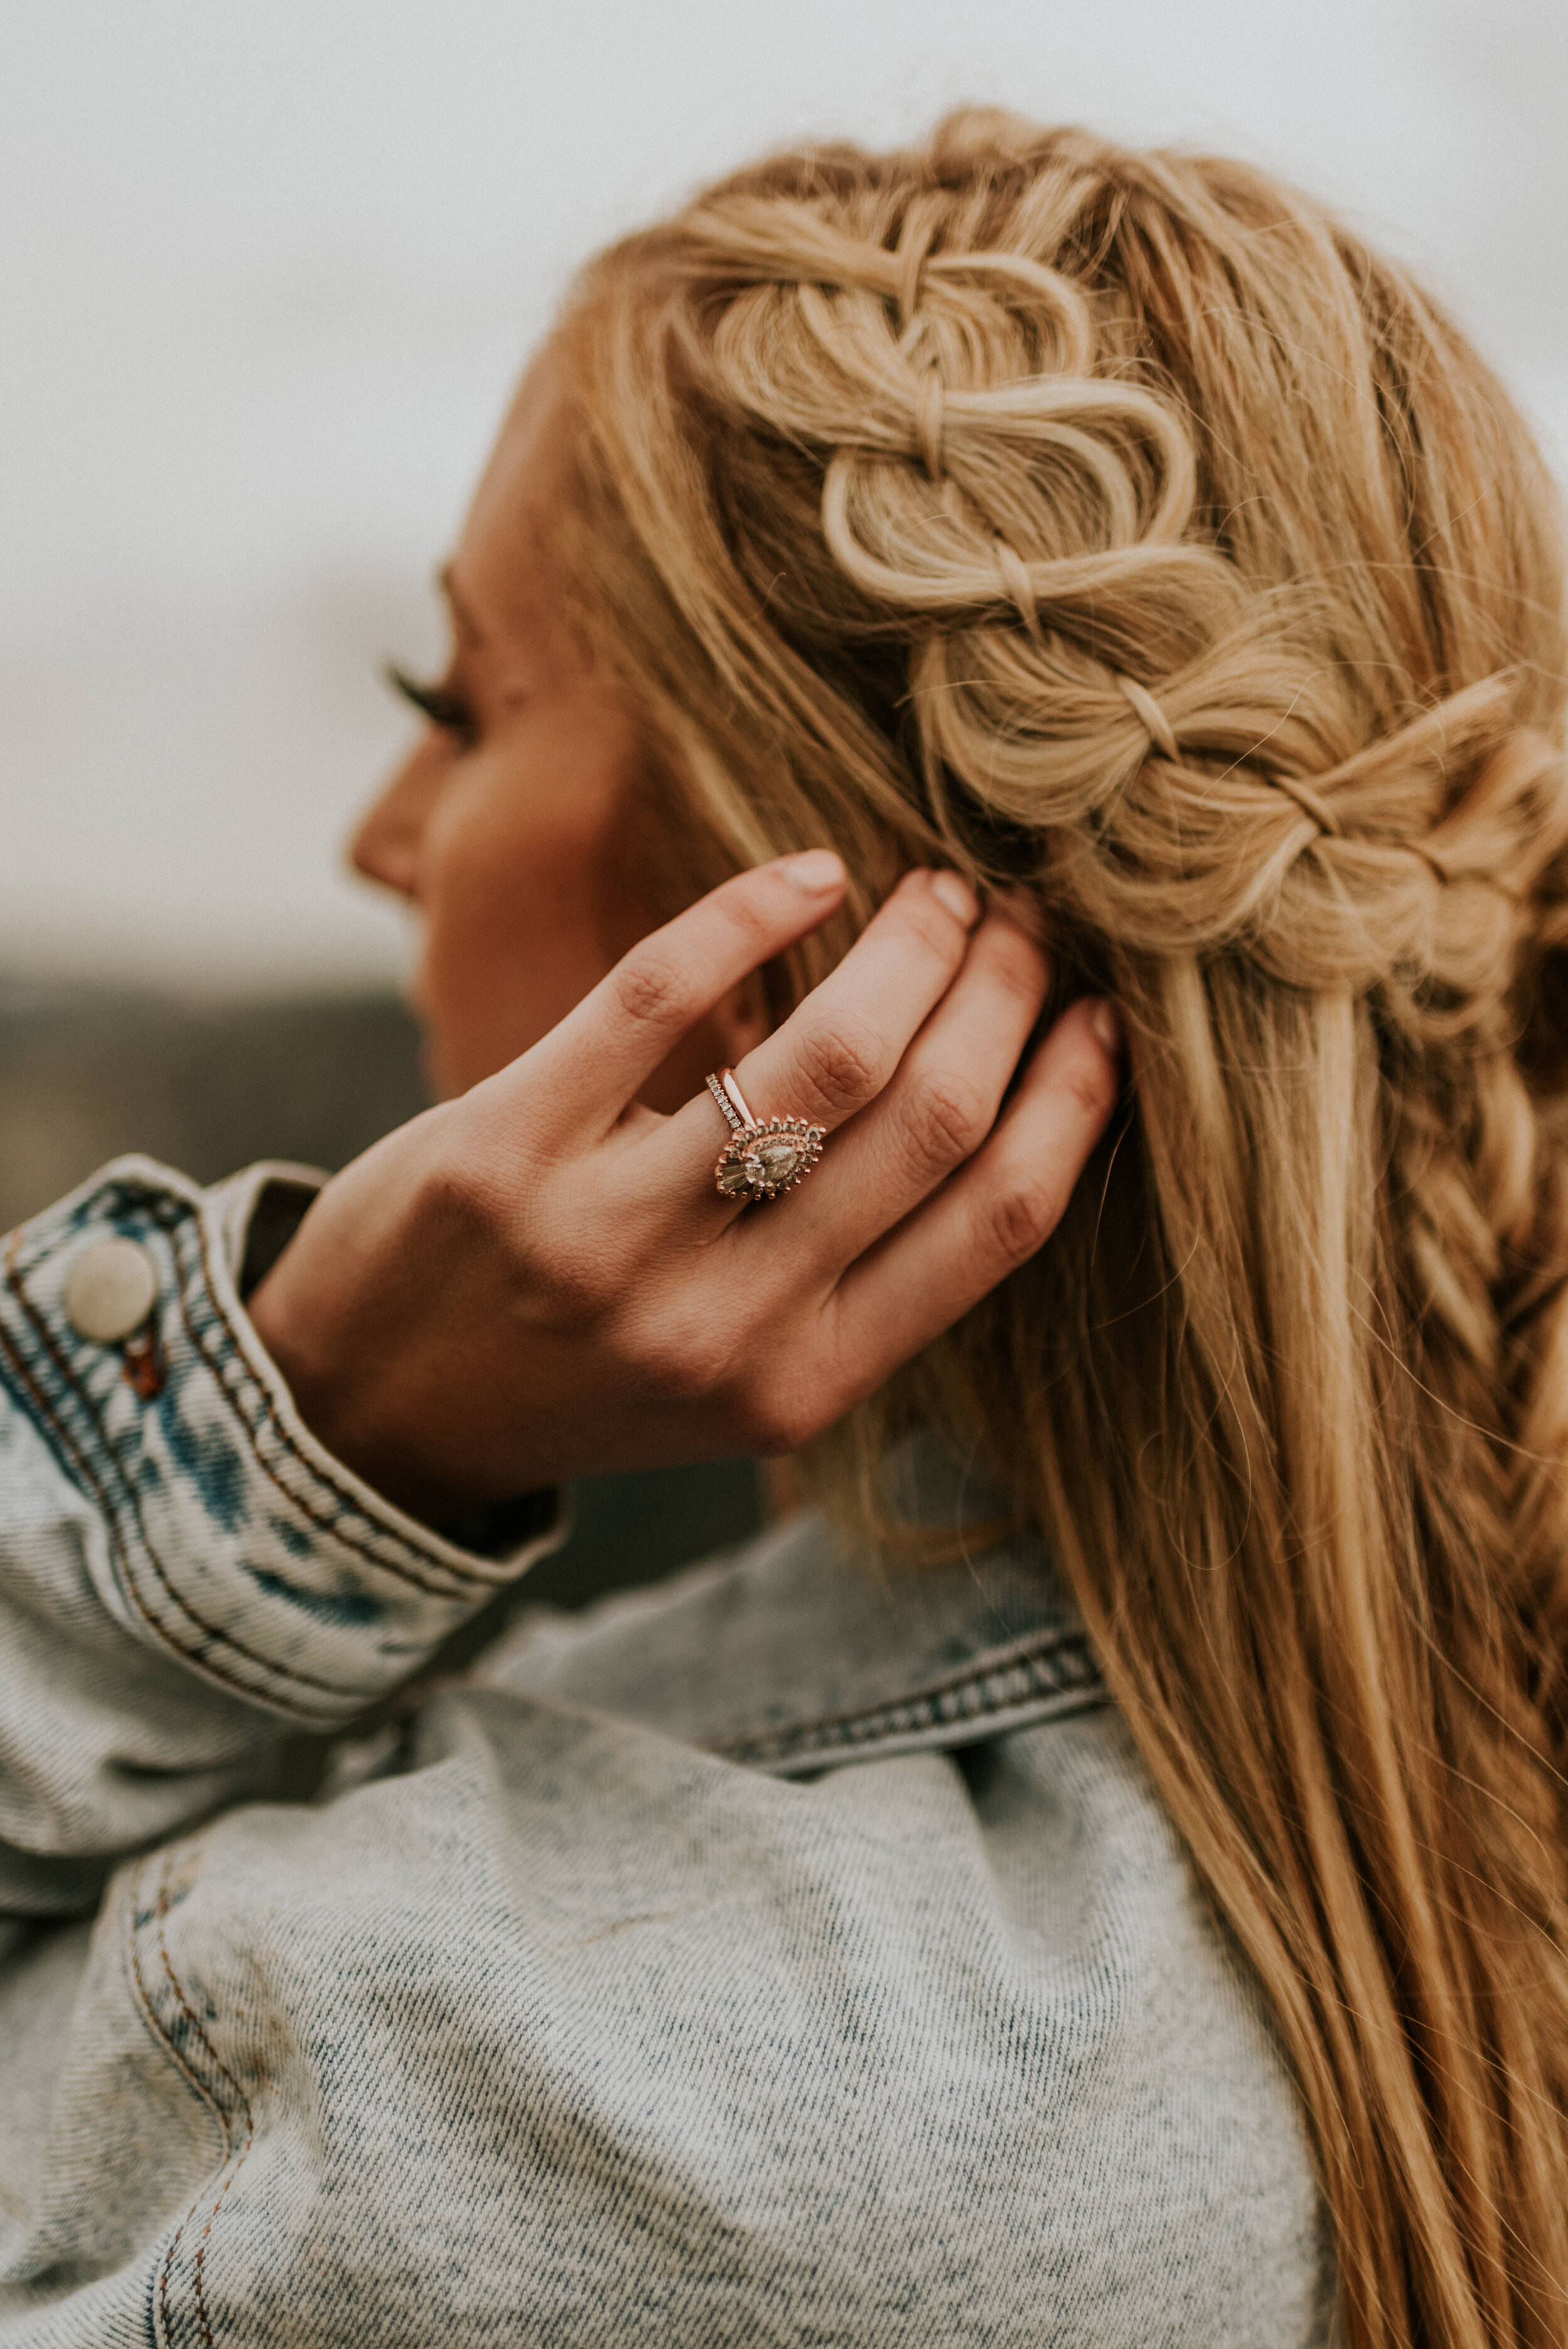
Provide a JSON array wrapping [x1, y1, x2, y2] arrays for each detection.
[[248, 852, 1120, 1525]]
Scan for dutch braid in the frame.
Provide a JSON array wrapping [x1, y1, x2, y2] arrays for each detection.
[[692, 191, 1557, 1021]]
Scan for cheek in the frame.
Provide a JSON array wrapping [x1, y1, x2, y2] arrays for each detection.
[[414, 736, 652, 1091]]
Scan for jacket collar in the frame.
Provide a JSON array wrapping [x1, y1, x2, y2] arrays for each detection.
[[484, 1443, 1108, 1776]]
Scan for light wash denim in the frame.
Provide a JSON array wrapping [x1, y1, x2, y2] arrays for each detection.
[[0, 1157, 1336, 2346]]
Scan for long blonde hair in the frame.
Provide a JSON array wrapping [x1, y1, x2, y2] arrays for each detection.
[[542, 111, 1568, 2346]]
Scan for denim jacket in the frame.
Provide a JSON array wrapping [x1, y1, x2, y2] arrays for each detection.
[[0, 1157, 1335, 2346]]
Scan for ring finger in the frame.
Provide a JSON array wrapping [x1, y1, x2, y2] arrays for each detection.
[[739, 904, 1051, 1264], [733, 865, 985, 1130], [644, 865, 985, 1219]]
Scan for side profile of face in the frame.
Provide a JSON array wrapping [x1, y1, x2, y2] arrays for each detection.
[[351, 351, 766, 1106]]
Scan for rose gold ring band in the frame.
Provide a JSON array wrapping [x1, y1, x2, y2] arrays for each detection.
[[705, 1068, 756, 1134], [706, 1066, 825, 1205]]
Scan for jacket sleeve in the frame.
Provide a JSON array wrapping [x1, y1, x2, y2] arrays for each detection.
[[0, 1154, 564, 1920]]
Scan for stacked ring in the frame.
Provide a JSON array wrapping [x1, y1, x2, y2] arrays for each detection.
[[706, 1069, 825, 1204]]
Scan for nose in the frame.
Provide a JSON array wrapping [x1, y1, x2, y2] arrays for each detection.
[[349, 745, 446, 901]]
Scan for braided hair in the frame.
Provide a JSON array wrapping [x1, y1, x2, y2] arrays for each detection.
[[540, 111, 1568, 2346]]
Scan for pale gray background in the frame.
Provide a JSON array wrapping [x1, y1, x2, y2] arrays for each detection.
[[1, 0, 1564, 994]]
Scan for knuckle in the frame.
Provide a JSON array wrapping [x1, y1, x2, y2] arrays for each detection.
[[531, 1237, 618, 1322], [989, 936, 1050, 1011], [625, 1312, 733, 1403], [986, 1167, 1064, 1265], [715, 883, 776, 957], [792, 1013, 885, 1119], [897, 894, 962, 962], [1060, 1048, 1118, 1127], [611, 948, 692, 1032], [734, 1377, 819, 1457], [417, 1155, 510, 1241], [417, 1152, 624, 1324], [903, 1068, 992, 1170]]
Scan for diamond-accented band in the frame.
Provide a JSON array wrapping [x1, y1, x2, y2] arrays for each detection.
[[706, 1068, 825, 1204], [705, 1069, 751, 1135]]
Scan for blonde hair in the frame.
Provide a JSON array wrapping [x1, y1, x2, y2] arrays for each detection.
[[543, 111, 1568, 2346]]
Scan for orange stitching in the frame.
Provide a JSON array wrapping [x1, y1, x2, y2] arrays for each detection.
[[154, 1863, 254, 2136], [125, 1859, 233, 2141], [20, 1183, 504, 1603], [181, 1206, 487, 1600], [0, 1307, 144, 1620], [124, 1860, 227, 2349], [0, 1305, 234, 1714], [154, 1857, 255, 2349], [160, 2200, 193, 2349], [2, 1236, 376, 1712], [190, 2141, 254, 2349]]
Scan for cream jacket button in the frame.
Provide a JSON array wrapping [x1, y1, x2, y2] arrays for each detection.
[[64, 1239, 159, 1344]]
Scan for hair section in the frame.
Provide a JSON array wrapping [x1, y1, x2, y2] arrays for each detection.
[[542, 112, 1568, 2347]]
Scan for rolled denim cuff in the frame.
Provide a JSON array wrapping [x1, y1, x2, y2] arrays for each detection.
[[0, 1155, 566, 1726]]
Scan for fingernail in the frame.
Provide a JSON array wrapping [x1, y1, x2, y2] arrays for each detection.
[[773, 849, 845, 893], [1088, 998, 1123, 1057], [930, 869, 981, 926]]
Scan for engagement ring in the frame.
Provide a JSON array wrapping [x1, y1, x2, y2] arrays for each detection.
[[706, 1068, 825, 1204]]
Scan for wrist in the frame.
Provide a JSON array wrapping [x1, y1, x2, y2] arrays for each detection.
[[246, 1266, 474, 1529]]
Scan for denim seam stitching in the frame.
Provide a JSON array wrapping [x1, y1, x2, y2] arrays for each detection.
[[154, 1854, 254, 2349], [132, 1848, 256, 2349], [123, 1857, 238, 2349], [176, 1201, 505, 1599], [19, 1172, 475, 1598], [0, 1288, 275, 1708], [3, 1234, 379, 1716], [0, 1295, 148, 1620], [709, 1627, 1108, 1764], [125, 1858, 233, 2150]]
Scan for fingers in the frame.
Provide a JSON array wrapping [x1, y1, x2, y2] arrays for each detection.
[[521, 851, 848, 1140], [731, 867, 983, 1130], [775, 906, 1051, 1263], [824, 997, 1121, 1388]]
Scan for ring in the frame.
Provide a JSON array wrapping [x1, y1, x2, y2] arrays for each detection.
[[706, 1069, 825, 1203]]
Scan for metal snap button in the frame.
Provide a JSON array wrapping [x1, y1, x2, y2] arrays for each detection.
[[63, 1238, 159, 1344]]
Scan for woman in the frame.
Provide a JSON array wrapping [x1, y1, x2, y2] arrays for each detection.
[[3, 107, 1565, 2346]]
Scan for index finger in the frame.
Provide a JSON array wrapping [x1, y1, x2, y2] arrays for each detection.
[[519, 851, 848, 1142]]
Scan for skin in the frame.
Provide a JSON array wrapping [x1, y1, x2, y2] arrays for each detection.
[[250, 354, 1123, 1527], [350, 358, 762, 1111]]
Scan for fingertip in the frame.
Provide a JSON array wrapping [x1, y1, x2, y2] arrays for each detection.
[[771, 849, 845, 895], [1086, 998, 1123, 1059], [928, 869, 982, 928]]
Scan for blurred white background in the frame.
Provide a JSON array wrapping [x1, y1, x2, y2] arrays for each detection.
[[2, 0, 1564, 990]]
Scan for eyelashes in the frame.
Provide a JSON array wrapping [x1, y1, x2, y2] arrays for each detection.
[[386, 662, 478, 745]]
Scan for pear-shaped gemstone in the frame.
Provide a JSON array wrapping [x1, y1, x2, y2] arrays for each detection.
[[758, 1138, 803, 1183]]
